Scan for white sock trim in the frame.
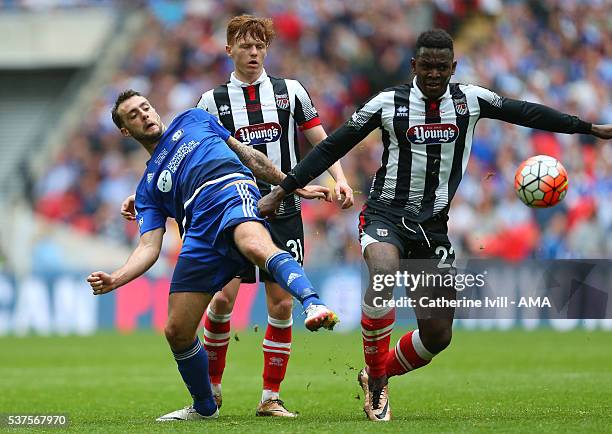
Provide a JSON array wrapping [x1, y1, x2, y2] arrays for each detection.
[[173, 339, 202, 361], [268, 315, 293, 328], [394, 339, 413, 371], [362, 329, 393, 342], [361, 302, 394, 319], [262, 348, 291, 355], [412, 329, 435, 360], [361, 322, 395, 337], [263, 339, 291, 349], [261, 389, 279, 402], [202, 340, 229, 347], [207, 306, 231, 323], [264, 251, 286, 272], [203, 329, 231, 340]]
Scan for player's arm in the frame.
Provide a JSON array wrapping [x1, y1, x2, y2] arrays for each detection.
[[195, 91, 212, 113], [196, 104, 283, 185], [201, 105, 303, 186], [120, 194, 136, 220], [198, 106, 329, 201], [225, 136, 331, 201], [226, 136, 285, 185], [590, 124, 612, 138], [477, 89, 610, 137], [295, 80, 354, 208], [259, 95, 384, 217], [87, 227, 164, 295], [302, 125, 354, 208]]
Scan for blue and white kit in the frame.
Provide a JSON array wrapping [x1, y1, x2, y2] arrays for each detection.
[[134, 108, 265, 293]]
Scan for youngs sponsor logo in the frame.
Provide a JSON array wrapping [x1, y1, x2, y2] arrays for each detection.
[[407, 123, 459, 145], [236, 122, 282, 145]]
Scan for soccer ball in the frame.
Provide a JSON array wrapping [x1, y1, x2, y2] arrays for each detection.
[[514, 155, 568, 208]]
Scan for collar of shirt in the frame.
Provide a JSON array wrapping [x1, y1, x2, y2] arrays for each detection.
[[412, 76, 451, 101], [230, 69, 268, 88]]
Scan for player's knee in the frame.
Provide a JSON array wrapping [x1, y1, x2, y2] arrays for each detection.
[[269, 297, 294, 318], [420, 326, 452, 354], [164, 322, 192, 349], [237, 237, 269, 264], [366, 262, 399, 296], [370, 260, 398, 276], [212, 292, 235, 312]]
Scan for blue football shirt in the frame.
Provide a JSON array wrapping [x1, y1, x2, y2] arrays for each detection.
[[134, 108, 254, 237]]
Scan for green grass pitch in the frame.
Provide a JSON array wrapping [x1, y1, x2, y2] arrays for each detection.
[[1, 329, 611, 433]]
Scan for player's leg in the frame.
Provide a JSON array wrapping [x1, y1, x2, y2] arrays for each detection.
[[385, 239, 456, 379], [254, 214, 301, 417], [358, 241, 400, 421], [357, 207, 406, 421], [232, 220, 338, 331], [203, 277, 241, 408], [256, 280, 295, 417], [157, 291, 219, 421], [385, 295, 455, 378], [362, 242, 400, 379], [157, 185, 253, 422]]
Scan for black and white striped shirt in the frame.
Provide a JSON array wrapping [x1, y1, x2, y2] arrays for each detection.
[[280, 77, 591, 223], [197, 69, 321, 216]]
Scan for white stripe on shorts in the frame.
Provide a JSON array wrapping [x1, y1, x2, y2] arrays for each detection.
[[236, 182, 256, 217], [181, 173, 250, 238]]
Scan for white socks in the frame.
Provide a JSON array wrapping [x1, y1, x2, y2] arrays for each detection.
[[261, 389, 279, 402]]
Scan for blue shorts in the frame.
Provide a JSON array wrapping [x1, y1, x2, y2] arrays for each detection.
[[170, 178, 266, 294]]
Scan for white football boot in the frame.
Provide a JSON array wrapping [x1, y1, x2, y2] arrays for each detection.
[[358, 368, 391, 421], [304, 304, 339, 331], [156, 405, 219, 422]]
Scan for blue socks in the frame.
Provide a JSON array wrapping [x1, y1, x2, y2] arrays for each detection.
[[172, 338, 217, 416], [265, 251, 322, 308]]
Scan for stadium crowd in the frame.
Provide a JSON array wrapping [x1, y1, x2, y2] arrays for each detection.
[[32, 0, 612, 265]]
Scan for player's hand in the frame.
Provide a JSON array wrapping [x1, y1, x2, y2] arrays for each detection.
[[334, 180, 354, 209], [87, 271, 117, 295], [120, 194, 136, 221], [258, 186, 286, 218], [295, 185, 332, 202], [591, 124, 612, 140]]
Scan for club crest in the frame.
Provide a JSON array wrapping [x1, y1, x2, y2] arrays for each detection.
[[275, 93, 290, 110]]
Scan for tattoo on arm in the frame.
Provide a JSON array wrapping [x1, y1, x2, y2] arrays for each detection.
[[226, 137, 285, 185]]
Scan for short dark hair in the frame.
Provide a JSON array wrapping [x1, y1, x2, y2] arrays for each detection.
[[415, 29, 454, 56], [111, 89, 141, 129]]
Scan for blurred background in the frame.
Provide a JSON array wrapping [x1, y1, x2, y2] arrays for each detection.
[[0, 0, 610, 335]]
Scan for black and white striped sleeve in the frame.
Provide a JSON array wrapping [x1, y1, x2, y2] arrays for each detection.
[[196, 90, 215, 114], [280, 92, 385, 192], [475, 86, 591, 134], [289, 80, 321, 130]]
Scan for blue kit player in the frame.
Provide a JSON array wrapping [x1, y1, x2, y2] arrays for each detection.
[[86, 90, 339, 422]]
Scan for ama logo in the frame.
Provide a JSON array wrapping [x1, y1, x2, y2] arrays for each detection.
[[236, 122, 282, 145], [407, 124, 459, 145]]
